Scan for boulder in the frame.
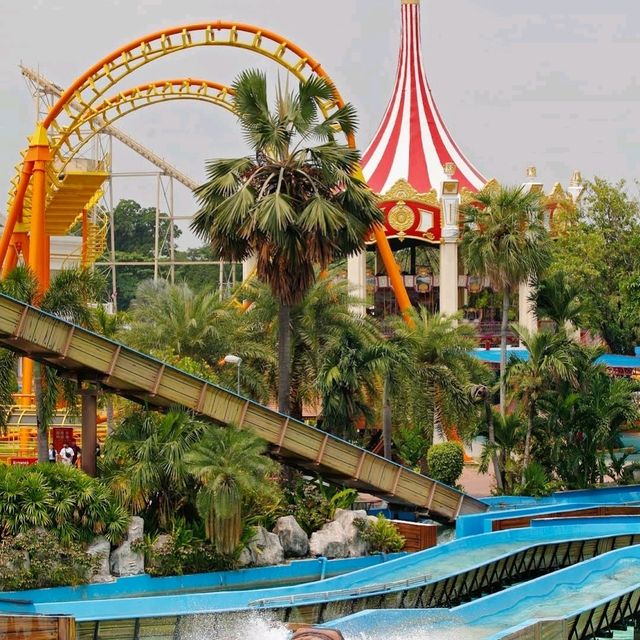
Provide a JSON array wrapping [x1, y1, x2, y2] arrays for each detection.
[[87, 536, 113, 583], [127, 516, 144, 543], [309, 509, 370, 559], [309, 521, 349, 558], [273, 516, 309, 558], [109, 541, 144, 577], [244, 526, 285, 567], [333, 509, 369, 557]]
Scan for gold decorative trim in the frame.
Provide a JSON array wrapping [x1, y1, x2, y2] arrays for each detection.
[[379, 178, 439, 208], [388, 200, 415, 240]]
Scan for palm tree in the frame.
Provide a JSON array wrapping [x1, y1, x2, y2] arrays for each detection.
[[477, 409, 526, 494], [184, 426, 275, 556], [191, 70, 382, 414], [243, 273, 382, 420], [461, 185, 549, 415], [92, 305, 124, 435], [0, 266, 105, 461], [507, 327, 577, 480], [530, 270, 584, 332], [390, 308, 488, 446], [317, 321, 390, 441], [100, 409, 205, 530], [125, 280, 275, 402]]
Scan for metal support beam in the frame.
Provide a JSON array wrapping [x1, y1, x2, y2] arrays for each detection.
[[81, 389, 98, 477]]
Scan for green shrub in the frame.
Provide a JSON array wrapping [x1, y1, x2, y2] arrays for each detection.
[[283, 477, 358, 535], [514, 462, 557, 497], [0, 530, 97, 591], [0, 463, 129, 544], [426, 442, 464, 487], [354, 515, 405, 553], [137, 518, 249, 576]]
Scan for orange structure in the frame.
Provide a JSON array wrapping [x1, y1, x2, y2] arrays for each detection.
[[0, 21, 412, 330]]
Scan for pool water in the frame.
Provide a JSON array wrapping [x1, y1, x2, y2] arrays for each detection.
[[620, 432, 640, 462]]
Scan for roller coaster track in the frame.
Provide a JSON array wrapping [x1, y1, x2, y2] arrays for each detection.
[[20, 66, 200, 191]]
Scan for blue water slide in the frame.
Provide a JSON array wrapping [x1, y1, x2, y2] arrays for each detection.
[[7, 522, 640, 622], [320, 543, 640, 639]]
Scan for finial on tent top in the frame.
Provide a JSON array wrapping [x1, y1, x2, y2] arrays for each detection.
[[443, 162, 456, 178], [526, 166, 537, 179], [570, 170, 583, 186], [401, 0, 420, 4]]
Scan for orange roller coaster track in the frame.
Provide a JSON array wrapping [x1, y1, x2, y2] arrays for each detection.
[[0, 20, 412, 314]]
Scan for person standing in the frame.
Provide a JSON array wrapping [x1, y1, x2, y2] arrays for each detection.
[[48, 443, 57, 463], [59, 442, 74, 465]]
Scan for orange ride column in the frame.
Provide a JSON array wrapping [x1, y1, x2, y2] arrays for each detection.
[[20, 125, 52, 426]]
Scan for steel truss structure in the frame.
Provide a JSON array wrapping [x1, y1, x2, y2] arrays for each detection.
[[20, 66, 237, 310]]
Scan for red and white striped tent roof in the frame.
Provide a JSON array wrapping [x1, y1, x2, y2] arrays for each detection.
[[361, 0, 486, 196]]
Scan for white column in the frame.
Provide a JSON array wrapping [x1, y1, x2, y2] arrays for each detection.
[[439, 178, 460, 316], [519, 167, 543, 334], [518, 279, 537, 334], [347, 252, 367, 316], [242, 254, 257, 282]]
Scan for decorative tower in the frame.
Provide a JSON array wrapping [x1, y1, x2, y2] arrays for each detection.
[[349, 0, 486, 316]]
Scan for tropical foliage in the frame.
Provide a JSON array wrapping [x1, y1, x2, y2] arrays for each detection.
[[0, 463, 129, 544], [184, 426, 278, 556], [550, 178, 640, 354], [100, 409, 205, 530], [0, 266, 105, 461], [461, 186, 550, 414], [192, 69, 382, 413]]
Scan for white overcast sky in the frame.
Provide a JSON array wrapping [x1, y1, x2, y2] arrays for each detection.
[[1, 0, 639, 247]]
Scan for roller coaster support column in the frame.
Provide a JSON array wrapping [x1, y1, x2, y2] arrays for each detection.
[[21, 125, 51, 407], [81, 386, 98, 477], [352, 167, 412, 323], [0, 160, 34, 275], [26, 124, 51, 296]]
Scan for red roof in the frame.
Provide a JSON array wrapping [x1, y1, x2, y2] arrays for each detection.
[[361, 0, 486, 195]]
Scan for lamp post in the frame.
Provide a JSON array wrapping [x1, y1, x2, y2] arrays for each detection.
[[224, 354, 242, 394]]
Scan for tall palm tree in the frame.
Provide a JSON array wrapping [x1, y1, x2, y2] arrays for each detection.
[[0, 266, 105, 461], [461, 185, 549, 415], [184, 426, 275, 556], [243, 273, 382, 420], [391, 308, 487, 446], [530, 270, 584, 332], [191, 70, 382, 414], [507, 327, 577, 480], [100, 409, 205, 530]]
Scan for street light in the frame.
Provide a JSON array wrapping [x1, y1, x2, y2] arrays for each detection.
[[224, 354, 242, 394]]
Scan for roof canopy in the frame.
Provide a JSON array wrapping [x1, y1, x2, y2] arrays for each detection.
[[362, 0, 486, 196]]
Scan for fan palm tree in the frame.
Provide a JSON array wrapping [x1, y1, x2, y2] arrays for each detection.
[[0, 266, 105, 461], [100, 409, 205, 530], [530, 270, 584, 332], [461, 185, 549, 415], [184, 426, 275, 556], [191, 70, 382, 414], [507, 327, 577, 480], [390, 308, 487, 445]]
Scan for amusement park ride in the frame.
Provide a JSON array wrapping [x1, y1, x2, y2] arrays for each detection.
[[0, 0, 583, 474]]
